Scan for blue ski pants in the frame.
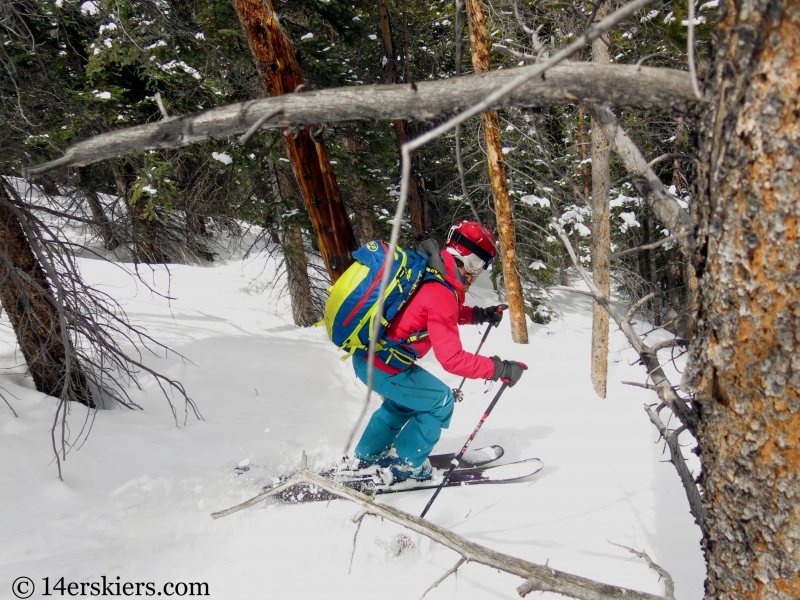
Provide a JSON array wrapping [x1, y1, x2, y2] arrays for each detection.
[[352, 355, 454, 467]]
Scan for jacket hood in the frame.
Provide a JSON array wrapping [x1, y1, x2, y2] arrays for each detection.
[[439, 250, 469, 299]]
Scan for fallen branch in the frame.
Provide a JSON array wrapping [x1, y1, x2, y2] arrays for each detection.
[[588, 104, 696, 255], [211, 468, 669, 600], [644, 403, 708, 535], [553, 224, 697, 433], [25, 63, 701, 177]]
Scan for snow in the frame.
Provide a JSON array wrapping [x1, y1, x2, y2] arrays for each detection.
[[79, 1, 99, 15], [211, 152, 233, 165], [0, 187, 705, 599]]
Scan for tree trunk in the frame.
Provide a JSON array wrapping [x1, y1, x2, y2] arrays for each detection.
[[589, 8, 611, 398], [76, 166, 121, 251], [274, 165, 317, 328], [377, 0, 428, 241], [465, 0, 528, 344], [0, 185, 93, 407], [231, 0, 357, 282], [684, 1, 800, 597], [110, 160, 170, 264]]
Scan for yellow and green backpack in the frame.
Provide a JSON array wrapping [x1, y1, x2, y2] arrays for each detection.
[[322, 240, 451, 370]]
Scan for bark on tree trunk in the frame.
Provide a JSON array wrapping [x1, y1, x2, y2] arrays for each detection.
[[231, 0, 357, 282], [589, 8, 611, 398], [0, 185, 93, 407], [465, 0, 528, 344], [274, 165, 317, 328], [684, 1, 800, 597]]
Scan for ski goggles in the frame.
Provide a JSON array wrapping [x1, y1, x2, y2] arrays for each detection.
[[446, 229, 494, 275], [458, 251, 491, 276]]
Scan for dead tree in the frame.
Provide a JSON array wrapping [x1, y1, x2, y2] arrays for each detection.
[[589, 1, 611, 398], [465, 0, 528, 344], [1, 179, 198, 478], [0, 183, 93, 408], [231, 0, 357, 281]]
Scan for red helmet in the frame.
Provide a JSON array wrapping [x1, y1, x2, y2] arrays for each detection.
[[445, 221, 497, 275]]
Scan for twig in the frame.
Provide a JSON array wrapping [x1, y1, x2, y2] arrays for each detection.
[[610, 232, 691, 260], [420, 557, 467, 599], [551, 286, 595, 297], [622, 380, 659, 391], [608, 542, 676, 600], [154, 93, 170, 119], [239, 108, 283, 145], [349, 509, 369, 574]]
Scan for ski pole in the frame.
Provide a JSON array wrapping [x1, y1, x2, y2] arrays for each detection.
[[420, 366, 524, 519], [454, 304, 508, 401]]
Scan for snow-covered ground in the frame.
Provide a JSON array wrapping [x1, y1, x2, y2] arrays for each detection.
[[0, 218, 704, 599]]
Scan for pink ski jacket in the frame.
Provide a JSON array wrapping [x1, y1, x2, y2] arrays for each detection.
[[376, 250, 496, 379]]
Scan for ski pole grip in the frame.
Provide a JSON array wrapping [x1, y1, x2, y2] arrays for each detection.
[[500, 362, 528, 385]]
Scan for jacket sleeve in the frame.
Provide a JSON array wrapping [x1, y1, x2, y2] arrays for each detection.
[[458, 304, 475, 325], [426, 288, 495, 379]]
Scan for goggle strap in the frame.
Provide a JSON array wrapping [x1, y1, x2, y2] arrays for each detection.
[[448, 230, 494, 269]]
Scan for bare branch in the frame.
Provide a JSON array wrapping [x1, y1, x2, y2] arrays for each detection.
[[420, 557, 467, 599], [610, 232, 691, 260], [494, 44, 538, 63], [651, 338, 689, 353], [626, 292, 658, 323], [212, 468, 668, 600], [607, 542, 676, 600], [154, 93, 170, 119], [25, 62, 702, 177], [644, 403, 708, 534], [622, 380, 660, 391]]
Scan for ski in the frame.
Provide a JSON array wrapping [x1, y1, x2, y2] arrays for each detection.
[[235, 445, 503, 476], [272, 458, 543, 504], [428, 444, 504, 469]]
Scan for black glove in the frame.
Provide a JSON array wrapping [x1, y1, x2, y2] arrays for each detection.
[[473, 304, 506, 327], [491, 356, 528, 387]]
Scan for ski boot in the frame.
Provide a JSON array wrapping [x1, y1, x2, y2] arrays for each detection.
[[376, 457, 432, 485]]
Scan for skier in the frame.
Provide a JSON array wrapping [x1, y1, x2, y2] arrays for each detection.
[[351, 221, 527, 482]]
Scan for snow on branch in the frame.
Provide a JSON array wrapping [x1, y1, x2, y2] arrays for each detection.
[[24, 63, 701, 177], [211, 465, 671, 600]]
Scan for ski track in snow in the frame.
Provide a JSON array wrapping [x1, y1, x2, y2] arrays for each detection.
[[0, 187, 704, 599]]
